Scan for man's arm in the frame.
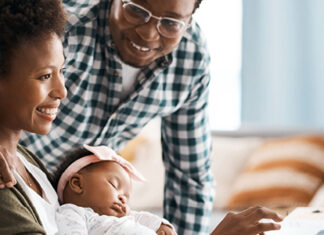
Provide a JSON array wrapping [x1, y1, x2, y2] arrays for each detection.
[[211, 206, 283, 235], [161, 68, 214, 234]]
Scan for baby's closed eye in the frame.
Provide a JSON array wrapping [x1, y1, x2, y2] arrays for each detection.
[[107, 177, 119, 189]]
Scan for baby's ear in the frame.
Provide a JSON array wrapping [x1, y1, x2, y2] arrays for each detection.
[[68, 173, 84, 194]]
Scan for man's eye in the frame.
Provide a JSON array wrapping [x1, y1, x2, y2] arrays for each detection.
[[127, 4, 148, 18], [161, 19, 182, 31]]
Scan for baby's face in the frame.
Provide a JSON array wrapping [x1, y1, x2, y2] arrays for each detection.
[[79, 161, 132, 217]]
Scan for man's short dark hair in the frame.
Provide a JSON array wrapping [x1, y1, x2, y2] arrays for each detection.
[[0, 0, 67, 76], [193, 0, 203, 13]]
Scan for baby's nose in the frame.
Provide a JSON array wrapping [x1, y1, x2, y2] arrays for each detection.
[[118, 194, 127, 204]]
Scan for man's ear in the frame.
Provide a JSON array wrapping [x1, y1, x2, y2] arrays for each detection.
[[68, 173, 84, 194]]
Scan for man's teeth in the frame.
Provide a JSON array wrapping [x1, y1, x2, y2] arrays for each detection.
[[130, 41, 150, 52], [37, 107, 58, 115]]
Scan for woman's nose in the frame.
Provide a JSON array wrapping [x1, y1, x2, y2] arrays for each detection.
[[50, 73, 67, 100]]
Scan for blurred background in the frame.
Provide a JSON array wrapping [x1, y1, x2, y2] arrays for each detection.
[[195, 0, 324, 131]]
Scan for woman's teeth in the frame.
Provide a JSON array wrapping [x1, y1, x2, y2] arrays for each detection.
[[130, 41, 150, 52], [37, 107, 58, 115]]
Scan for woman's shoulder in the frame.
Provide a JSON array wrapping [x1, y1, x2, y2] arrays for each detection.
[[0, 145, 51, 234], [17, 145, 40, 165], [17, 145, 52, 178], [0, 183, 45, 233]]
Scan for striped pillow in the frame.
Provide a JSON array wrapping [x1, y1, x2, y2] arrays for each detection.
[[226, 136, 324, 209]]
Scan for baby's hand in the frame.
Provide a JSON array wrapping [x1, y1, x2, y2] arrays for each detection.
[[156, 224, 177, 235], [0, 146, 16, 188]]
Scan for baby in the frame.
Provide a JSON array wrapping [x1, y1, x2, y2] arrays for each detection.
[[53, 144, 177, 235]]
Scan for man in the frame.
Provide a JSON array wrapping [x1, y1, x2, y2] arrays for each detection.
[[10, 0, 282, 234]]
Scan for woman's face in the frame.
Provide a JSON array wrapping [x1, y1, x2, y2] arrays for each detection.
[[0, 33, 67, 135]]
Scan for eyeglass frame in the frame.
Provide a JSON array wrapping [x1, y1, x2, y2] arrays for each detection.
[[120, 0, 192, 38]]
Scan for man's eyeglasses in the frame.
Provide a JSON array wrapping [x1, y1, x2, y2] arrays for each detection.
[[121, 0, 190, 39]]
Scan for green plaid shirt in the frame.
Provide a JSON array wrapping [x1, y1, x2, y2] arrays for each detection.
[[20, 0, 214, 233]]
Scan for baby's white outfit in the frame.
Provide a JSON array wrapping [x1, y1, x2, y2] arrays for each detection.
[[56, 203, 173, 235]]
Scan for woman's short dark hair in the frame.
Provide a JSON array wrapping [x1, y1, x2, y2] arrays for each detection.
[[0, 0, 67, 76]]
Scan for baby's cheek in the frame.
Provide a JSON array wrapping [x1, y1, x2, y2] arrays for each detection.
[[125, 204, 131, 216]]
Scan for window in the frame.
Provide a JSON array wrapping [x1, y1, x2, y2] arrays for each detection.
[[195, 0, 242, 130]]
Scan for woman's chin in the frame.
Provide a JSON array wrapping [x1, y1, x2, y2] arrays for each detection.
[[37, 126, 52, 135], [26, 124, 52, 136]]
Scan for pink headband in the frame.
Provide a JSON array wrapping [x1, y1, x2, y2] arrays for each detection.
[[57, 144, 146, 202]]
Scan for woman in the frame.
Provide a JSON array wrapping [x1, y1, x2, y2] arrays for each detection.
[[0, 0, 284, 234], [0, 0, 67, 233]]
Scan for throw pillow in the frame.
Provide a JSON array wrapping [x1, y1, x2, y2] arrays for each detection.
[[226, 136, 324, 209]]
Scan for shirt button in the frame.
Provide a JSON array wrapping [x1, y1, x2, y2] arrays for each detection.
[[114, 70, 120, 77], [162, 61, 169, 67], [110, 113, 117, 119]]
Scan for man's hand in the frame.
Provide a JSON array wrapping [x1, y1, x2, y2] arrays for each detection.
[[0, 146, 16, 188], [211, 206, 284, 235], [157, 224, 177, 235]]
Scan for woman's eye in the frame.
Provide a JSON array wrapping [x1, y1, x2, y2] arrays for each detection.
[[60, 67, 66, 74], [39, 74, 51, 81]]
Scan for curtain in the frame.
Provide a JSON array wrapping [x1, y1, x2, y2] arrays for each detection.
[[241, 0, 324, 129]]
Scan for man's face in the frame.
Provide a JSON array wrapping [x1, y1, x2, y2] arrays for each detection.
[[109, 0, 196, 67]]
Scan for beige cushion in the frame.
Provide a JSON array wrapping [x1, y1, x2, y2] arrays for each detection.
[[226, 136, 324, 209], [211, 136, 264, 207], [119, 136, 148, 162]]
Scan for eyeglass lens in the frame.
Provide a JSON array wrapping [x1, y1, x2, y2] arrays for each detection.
[[122, 1, 185, 38]]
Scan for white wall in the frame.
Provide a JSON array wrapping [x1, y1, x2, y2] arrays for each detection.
[[195, 0, 242, 130]]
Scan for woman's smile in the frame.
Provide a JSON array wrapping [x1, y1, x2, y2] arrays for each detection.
[[36, 105, 60, 121]]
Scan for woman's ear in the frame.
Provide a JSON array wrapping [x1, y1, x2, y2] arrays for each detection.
[[68, 173, 84, 194]]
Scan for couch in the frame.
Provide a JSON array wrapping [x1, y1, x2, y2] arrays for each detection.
[[119, 119, 324, 230]]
